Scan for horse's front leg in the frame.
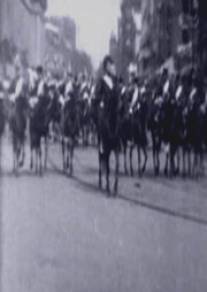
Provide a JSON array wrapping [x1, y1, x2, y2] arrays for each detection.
[[129, 144, 134, 176], [19, 140, 25, 168], [105, 151, 110, 195], [169, 144, 175, 177], [98, 151, 103, 189], [142, 146, 147, 175], [164, 143, 169, 176], [137, 145, 141, 177], [15, 142, 21, 175], [152, 142, 157, 175], [192, 150, 198, 178], [66, 140, 70, 171], [157, 149, 160, 176], [30, 145, 34, 170], [123, 143, 128, 175], [187, 148, 192, 176], [176, 146, 181, 175], [44, 135, 48, 171], [35, 147, 38, 174]]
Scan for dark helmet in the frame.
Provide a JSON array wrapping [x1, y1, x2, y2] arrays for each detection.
[[36, 66, 44, 76], [103, 55, 114, 71]]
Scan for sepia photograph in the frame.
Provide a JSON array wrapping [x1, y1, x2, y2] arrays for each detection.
[[0, 0, 207, 291]]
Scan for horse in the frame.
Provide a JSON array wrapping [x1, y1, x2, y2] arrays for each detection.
[[0, 84, 6, 172], [187, 89, 206, 177], [79, 86, 92, 146], [61, 91, 80, 176], [29, 83, 51, 174], [95, 75, 120, 196], [119, 81, 149, 177], [119, 85, 133, 175], [47, 82, 62, 142], [8, 81, 29, 174], [148, 95, 163, 176]]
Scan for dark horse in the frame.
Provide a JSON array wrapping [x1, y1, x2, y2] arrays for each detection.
[[61, 91, 80, 176], [0, 88, 6, 172], [120, 83, 148, 177], [95, 65, 120, 196], [29, 84, 51, 174], [148, 94, 163, 176], [9, 83, 28, 174]]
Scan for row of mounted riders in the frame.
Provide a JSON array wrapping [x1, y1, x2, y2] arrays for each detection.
[[0, 64, 207, 195]]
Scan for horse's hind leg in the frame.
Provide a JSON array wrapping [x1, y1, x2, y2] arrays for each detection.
[[152, 145, 157, 175], [39, 145, 43, 175], [157, 150, 160, 176], [182, 147, 186, 177], [12, 143, 17, 174], [61, 137, 66, 171], [188, 149, 192, 177], [200, 150, 204, 176], [69, 142, 74, 176], [98, 151, 103, 189], [141, 146, 147, 175], [114, 150, 119, 196], [192, 152, 196, 178]]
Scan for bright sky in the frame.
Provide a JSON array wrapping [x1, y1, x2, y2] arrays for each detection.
[[47, 0, 121, 68]]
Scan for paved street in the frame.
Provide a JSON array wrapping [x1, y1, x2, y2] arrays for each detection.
[[1, 136, 207, 292]]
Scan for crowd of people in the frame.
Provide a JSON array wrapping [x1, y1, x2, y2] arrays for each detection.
[[0, 55, 207, 195]]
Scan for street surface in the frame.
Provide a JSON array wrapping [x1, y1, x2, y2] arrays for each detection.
[[1, 134, 207, 292]]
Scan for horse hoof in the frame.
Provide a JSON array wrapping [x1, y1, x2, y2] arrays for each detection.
[[154, 167, 160, 176], [106, 187, 111, 197], [164, 169, 168, 177], [138, 170, 143, 178], [19, 161, 24, 168], [113, 188, 118, 197]]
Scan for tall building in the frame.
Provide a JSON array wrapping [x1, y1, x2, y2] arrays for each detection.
[[117, 0, 142, 79], [45, 16, 93, 76], [0, 0, 47, 74], [45, 16, 77, 75], [139, 0, 183, 76]]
